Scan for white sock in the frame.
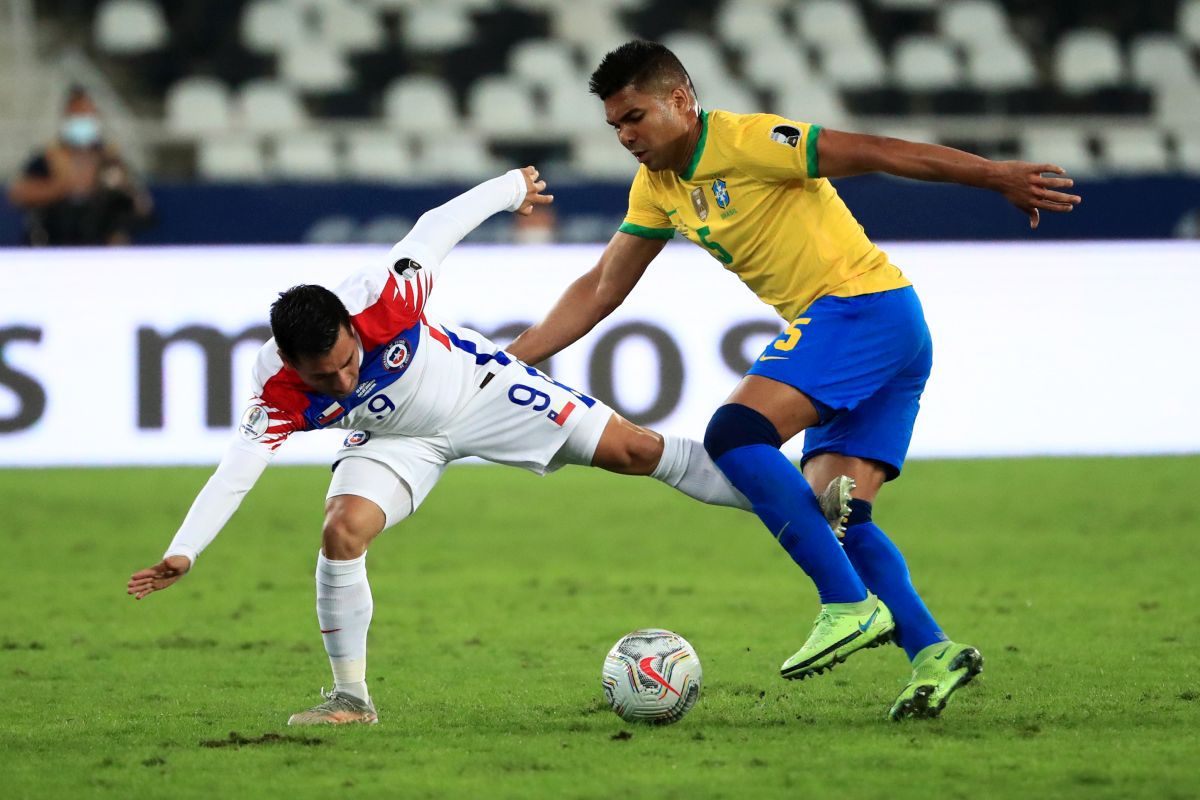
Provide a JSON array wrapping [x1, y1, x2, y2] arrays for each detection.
[[316, 550, 373, 703], [651, 435, 752, 511]]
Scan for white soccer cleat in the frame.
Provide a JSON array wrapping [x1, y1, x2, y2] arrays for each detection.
[[818, 475, 856, 538], [287, 688, 378, 726]]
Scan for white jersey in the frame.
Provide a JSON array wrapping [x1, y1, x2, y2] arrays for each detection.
[[163, 170, 593, 565]]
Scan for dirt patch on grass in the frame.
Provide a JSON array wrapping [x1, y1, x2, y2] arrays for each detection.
[[200, 731, 325, 748]]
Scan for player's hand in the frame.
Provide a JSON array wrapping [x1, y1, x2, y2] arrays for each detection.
[[516, 165, 553, 216], [127, 555, 192, 600], [990, 161, 1082, 229]]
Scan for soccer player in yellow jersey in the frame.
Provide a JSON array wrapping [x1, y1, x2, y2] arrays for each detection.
[[509, 42, 1082, 720]]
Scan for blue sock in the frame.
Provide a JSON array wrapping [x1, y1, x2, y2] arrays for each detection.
[[713, 446, 868, 604], [841, 499, 947, 660]]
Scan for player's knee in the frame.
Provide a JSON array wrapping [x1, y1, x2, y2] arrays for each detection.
[[321, 504, 378, 560], [703, 403, 782, 461], [607, 426, 662, 474]]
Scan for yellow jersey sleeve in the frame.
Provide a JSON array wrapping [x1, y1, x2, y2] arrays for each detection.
[[618, 167, 675, 240], [730, 114, 822, 183]]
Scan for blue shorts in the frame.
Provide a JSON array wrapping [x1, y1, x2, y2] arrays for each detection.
[[747, 286, 932, 480]]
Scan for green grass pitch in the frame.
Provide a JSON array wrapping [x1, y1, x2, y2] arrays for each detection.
[[1, 456, 1197, 799]]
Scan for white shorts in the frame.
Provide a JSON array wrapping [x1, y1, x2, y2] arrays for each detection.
[[326, 358, 613, 526]]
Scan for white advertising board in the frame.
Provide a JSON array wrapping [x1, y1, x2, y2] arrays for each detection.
[[0, 241, 1196, 467]]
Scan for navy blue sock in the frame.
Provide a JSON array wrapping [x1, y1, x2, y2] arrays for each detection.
[[716, 445, 868, 603], [840, 499, 946, 660]]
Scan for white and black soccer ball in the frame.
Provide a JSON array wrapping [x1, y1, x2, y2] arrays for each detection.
[[602, 628, 702, 725]]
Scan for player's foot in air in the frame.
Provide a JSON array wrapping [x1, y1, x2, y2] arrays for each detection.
[[889, 642, 984, 721], [287, 688, 378, 726], [781, 594, 895, 680], [818, 475, 856, 537]]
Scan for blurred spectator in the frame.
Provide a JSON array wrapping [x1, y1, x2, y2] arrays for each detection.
[[513, 204, 557, 245], [7, 86, 153, 246]]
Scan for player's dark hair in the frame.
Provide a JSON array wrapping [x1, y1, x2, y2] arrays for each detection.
[[270, 284, 351, 363], [589, 40, 694, 100]]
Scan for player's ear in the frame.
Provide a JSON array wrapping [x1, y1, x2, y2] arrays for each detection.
[[277, 348, 294, 369]]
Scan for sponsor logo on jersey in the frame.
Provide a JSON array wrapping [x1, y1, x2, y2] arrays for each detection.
[[355, 379, 377, 398], [316, 401, 345, 425], [344, 430, 371, 447], [690, 187, 709, 221], [770, 124, 801, 148], [383, 337, 412, 371], [712, 178, 730, 209], [238, 405, 269, 441]]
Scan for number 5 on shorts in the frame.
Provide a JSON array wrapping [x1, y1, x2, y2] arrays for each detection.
[[774, 317, 811, 352]]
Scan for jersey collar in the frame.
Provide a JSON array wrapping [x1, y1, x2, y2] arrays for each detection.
[[679, 109, 709, 182]]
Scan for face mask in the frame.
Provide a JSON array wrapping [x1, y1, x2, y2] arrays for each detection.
[[60, 115, 101, 148]]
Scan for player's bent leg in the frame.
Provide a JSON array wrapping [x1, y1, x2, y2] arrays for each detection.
[[290, 458, 418, 727], [702, 381, 894, 679], [578, 413, 751, 510]]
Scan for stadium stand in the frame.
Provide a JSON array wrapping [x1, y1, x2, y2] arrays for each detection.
[[5, 0, 1200, 191]]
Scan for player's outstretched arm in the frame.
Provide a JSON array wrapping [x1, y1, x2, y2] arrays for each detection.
[[815, 129, 1082, 229], [508, 230, 665, 365]]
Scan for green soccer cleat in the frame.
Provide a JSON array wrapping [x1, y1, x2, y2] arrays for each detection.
[[780, 594, 895, 680], [818, 475, 856, 538], [287, 688, 379, 726], [889, 642, 984, 721]]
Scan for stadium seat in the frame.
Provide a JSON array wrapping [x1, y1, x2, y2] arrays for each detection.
[[939, 0, 1012, 48], [550, 3, 629, 47], [818, 41, 888, 89], [413, 133, 501, 180], [382, 75, 459, 134], [1154, 79, 1200, 128], [94, 0, 168, 55], [964, 38, 1037, 91], [241, 0, 306, 55], [304, 215, 360, 244], [280, 39, 354, 93], [237, 80, 309, 133], [893, 35, 964, 91], [343, 131, 416, 182], [739, 37, 818, 92], [714, 0, 786, 51], [795, 0, 870, 48], [466, 77, 538, 137], [1181, 0, 1200, 46], [1021, 128, 1098, 176], [570, 134, 639, 180], [508, 39, 581, 91], [402, 4, 473, 52], [875, 0, 939, 8], [198, 136, 266, 181], [1177, 135, 1200, 173], [545, 83, 603, 135], [1129, 34, 1196, 89], [661, 32, 731, 91], [271, 132, 342, 180], [1100, 128, 1171, 174], [772, 81, 849, 127], [1054, 30, 1125, 93], [316, 1, 385, 53], [165, 77, 233, 135]]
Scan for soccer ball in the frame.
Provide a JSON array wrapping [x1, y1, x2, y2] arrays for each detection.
[[602, 628, 702, 725]]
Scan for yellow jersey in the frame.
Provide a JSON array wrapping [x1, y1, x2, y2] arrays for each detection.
[[618, 109, 910, 322]]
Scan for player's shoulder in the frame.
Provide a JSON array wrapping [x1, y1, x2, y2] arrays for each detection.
[[333, 261, 394, 316], [712, 110, 809, 151]]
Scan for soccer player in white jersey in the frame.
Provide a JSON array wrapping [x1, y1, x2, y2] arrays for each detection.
[[126, 167, 753, 726]]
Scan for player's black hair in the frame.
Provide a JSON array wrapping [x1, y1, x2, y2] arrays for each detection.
[[270, 284, 351, 363], [588, 40, 694, 100]]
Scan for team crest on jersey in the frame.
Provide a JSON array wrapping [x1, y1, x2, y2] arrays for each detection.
[[690, 187, 709, 221], [238, 405, 269, 441], [770, 124, 801, 148], [343, 430, 371, 448], [712, 179, 730, 209], [383, 337, 412, 371]]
